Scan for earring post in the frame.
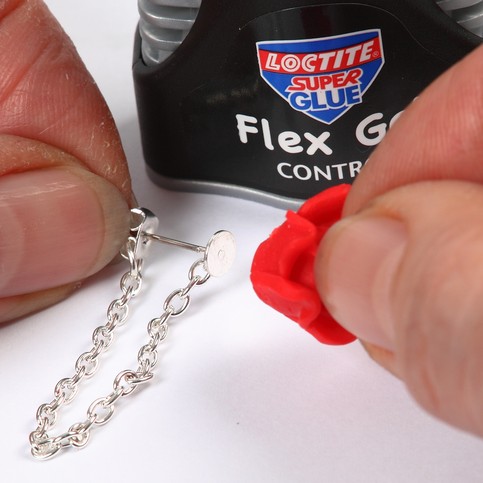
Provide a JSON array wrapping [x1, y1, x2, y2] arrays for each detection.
[[145, 233, 205, 253]]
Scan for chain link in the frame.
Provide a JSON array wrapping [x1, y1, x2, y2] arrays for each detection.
[[29, 210, 211, 459]]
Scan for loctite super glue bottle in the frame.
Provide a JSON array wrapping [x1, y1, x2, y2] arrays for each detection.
[[133, 0, 483, 207]]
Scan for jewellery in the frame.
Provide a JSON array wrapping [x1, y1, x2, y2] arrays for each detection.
[[29, 208, 236, 459]]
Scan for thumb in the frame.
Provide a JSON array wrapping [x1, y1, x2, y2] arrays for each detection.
[[315, 180, 483, 436], [0, 136, 130, 322]]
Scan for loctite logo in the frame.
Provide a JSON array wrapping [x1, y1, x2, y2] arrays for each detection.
[[256, 30, 384, 124]]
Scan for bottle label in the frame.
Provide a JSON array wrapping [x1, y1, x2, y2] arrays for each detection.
[[256, 29, 384, 125]]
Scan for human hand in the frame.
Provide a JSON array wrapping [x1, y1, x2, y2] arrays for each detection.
[[0, 0, 132, 322], [315, 44, 483, 436]]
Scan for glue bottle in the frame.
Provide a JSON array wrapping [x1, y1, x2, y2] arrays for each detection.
[[134, 0, 483, 207]]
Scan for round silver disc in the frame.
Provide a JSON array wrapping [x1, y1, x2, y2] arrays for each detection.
[[204, 231, 236, 277]]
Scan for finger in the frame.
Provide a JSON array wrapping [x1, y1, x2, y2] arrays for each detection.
[[0, 1, 133, 320], [315, 180, 483, 436], [0, 136, 130, 322], [344, 44, 483, 216], [0, 0, 132, 200]]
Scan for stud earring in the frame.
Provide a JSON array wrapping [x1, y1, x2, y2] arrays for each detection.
[[29, 208, 235, 459]]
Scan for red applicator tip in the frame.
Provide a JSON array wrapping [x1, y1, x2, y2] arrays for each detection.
[[251, 184, 356, 345]]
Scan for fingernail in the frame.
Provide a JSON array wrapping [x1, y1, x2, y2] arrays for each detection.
[[0, 167, 130, 297], [316, 216, 407, 350]]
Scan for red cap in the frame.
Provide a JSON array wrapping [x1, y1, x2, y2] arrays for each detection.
[[251, 184, 356, 345]]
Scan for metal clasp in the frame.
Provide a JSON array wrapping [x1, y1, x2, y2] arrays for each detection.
[[122, 208, 160, 262]]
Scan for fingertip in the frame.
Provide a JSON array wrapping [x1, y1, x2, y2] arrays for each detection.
[[75, 166, 131, 277], [316, 214, 406, 350], [0, 165, 130, 299]]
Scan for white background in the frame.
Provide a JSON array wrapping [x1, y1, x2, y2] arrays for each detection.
[[1, 1, 482, 481]]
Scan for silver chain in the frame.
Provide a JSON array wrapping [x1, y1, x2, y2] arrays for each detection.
[[29, 208, 224, 460]]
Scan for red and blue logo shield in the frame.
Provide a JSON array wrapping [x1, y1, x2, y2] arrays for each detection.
[[257, 30, 384, 125]]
